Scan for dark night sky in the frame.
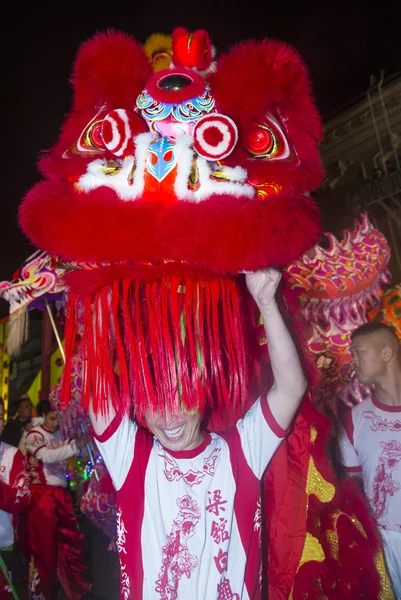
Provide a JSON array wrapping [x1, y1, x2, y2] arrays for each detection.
[[2, 0, 401, 311]]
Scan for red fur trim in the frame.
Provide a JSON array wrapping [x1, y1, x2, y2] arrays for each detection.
[[62, 263, 224, 296], [38, 32, 152, 182], [71, 30, 152, 111], [208, 40, 324, 193], [208, 39, 322, 143], [20, 182, 320, 273]]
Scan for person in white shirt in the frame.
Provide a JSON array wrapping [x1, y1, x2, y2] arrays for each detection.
[[25, 400, 92, 600], [91, 268, 307, 600], [0, 397, 29, 599], [339, 322, 401, 599]]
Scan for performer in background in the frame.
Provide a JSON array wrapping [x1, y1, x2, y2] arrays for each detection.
[[25, 400, 92, 600], [0, 397, 30, 599], [1, 397, 32, 448], [339, 322, 401, 598]]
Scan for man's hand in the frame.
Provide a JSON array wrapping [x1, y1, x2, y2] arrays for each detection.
[[245, 268, 282, 309], [76, 433, 90, 449]]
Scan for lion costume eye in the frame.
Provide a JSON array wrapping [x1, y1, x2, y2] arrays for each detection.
[[68, 107, 109, 156], [246, 125, 277, 157], [86, 121, 106, 150], [66, 107, 148, 158], [85, 121, 105, 150], [245, 113, 292, 161]]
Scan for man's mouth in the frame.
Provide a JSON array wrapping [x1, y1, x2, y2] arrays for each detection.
[[161, 424, 186, 441]]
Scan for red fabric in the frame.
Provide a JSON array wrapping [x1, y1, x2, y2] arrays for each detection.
[[28, 485, 91, 600], [264, 393, 386, 600], [264, 401, 310, 599]]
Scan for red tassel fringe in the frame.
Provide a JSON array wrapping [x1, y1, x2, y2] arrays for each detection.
[[62, 274, 247, 419]]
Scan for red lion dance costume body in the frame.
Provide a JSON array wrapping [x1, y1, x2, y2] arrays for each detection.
[[20, 28, 393, 599]]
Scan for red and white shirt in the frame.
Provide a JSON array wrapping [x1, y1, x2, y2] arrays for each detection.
[[0, 441, 29, 547], [25, 425, 79, 488], [339, 394, 401, 533], [95, 395, 286, 600]]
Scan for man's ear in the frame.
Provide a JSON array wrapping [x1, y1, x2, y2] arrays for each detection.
[[382, 345, 394, 362]]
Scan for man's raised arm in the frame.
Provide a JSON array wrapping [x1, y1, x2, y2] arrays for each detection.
[[246, 268, 307, 431]]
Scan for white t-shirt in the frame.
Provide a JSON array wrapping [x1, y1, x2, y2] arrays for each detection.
[[339, 394, 401, 533], [95, 395, 286, 600]]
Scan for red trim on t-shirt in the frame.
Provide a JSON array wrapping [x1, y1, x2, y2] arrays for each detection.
[[33, 445, 46, 457], [118, 428, 153, 600], [261, 395, 287, 438], [25, 430, 44, 442], [220, 427, 262, 599], [161, 433, 211, 459], [342, 409, 355, 446], [40, 425, 54, 434], [344, 465, 362, 473], [93, 410, 124, 443], [371, 393, 401, 413]]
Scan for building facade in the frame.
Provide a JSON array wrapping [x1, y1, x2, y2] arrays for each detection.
[[317, 71, 401, 281]]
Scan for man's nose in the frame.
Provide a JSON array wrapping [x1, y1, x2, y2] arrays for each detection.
[[162, 411, 178, 426]]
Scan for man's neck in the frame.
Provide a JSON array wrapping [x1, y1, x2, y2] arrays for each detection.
[[375, 370, 401, 406]]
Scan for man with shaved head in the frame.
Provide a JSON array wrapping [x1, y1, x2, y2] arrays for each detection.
[[339, 322, 401, 598]]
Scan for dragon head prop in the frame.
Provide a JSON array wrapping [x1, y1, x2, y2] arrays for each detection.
[[20, 28, 323, 417], [0, 251, 67, 356], [286, 213, 391, 417]]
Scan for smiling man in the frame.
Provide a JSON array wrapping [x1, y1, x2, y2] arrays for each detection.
[[339, 322, 401, 598], [91, 268, 307, 600]]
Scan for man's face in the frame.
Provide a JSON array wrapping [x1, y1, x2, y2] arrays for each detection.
[[0, 406, 4, 436], [18, 399, 32, 421], [144, 406, 203, 452], [351, 335, 385, 385], [43, 411, 58, 433]]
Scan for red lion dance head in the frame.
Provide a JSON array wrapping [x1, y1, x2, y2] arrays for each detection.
[[19, 29, 396, 599], [20, 27, 323, 419]]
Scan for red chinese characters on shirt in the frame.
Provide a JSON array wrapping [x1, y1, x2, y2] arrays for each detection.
[[211, 518, 230, 545], [217, 577, 240, 600], [206, 489, 227, 516], [206, 489, 239, 600]]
